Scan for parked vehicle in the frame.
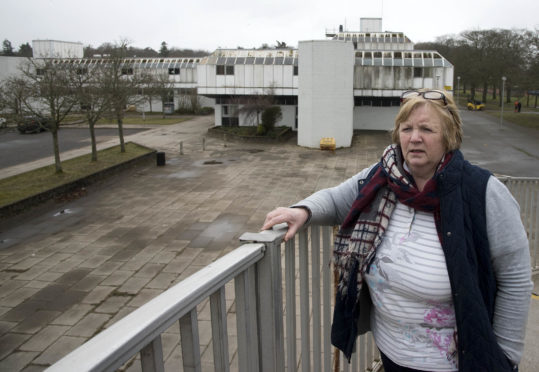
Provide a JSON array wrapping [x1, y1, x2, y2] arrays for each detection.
[[16, 116, 52, 134], [467, 99, 485, 111]]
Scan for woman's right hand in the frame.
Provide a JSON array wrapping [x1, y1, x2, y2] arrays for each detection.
[[261, 207, 309, 241]]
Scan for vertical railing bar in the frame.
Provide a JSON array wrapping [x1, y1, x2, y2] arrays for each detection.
[[285, 237, 297, 372], [530, 182, 536, 269], [312, 226, 322, 372], [210, 286, 230, 372], [522, 181, 531, 236], [235, 267, 259, 372], [179, 308, 201, 372], [351, 347, 358, 372], [342, 351, 350, 372], [322, 226, 332, 372], [367, 332, 374, 369], [359, 334, 366, 372], [533, 187, 538, 269], [374, 344, 381, 368], [140, 335, 164, 372], [271, 239, 286, 372], [256, 238, 285, 371], [299, 229, 311, 372]]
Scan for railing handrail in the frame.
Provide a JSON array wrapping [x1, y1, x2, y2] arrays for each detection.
[[497, 176, 539, 182], [45, 243, 266, 372]]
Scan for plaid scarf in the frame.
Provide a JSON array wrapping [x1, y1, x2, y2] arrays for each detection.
[[333, 144, 452, 299]]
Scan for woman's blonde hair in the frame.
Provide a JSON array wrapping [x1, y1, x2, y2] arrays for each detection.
[[392, 89, 463, 151]]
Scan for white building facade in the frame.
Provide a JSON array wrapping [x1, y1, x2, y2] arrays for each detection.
[[32, 40, 84, 59], [199, 19, 454, 148], [1, 19, 454, 148]]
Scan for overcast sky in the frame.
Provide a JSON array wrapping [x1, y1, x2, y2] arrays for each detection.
[[2, 0, 538, 52]]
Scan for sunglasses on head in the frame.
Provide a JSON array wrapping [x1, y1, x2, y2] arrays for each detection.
[[400, 90, 448, 105]]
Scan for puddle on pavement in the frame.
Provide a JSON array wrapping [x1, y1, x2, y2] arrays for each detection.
[[161, 156, 240, 179], [239, 149, 264, 154], [166, 169, 202, 179], [53, 208, 78, 217], [0, 238, 19, 250]]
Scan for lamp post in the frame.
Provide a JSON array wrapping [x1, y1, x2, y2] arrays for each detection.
[[500, 76, 506, 128], [457, 76, 461, 107], [141, 86, 145, 121]]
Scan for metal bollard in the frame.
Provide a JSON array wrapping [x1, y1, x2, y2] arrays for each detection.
[[202, 137, 206, 151], [180, 141, 184, 155], [156, 152, 166, 166]]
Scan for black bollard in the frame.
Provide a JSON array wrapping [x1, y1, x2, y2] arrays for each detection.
[[156, 152, 166, 166]]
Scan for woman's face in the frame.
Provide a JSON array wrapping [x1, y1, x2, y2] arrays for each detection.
[[399, 104, 446, 181]]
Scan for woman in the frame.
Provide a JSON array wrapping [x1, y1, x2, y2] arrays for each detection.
[[262, 90, 532, 371]]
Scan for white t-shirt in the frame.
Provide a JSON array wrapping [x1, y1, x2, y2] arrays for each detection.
[[364, 201, 458, 371]]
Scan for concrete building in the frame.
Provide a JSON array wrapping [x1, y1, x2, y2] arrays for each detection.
[[0, 18, 454, 148], [32, 40, 84, 58], [200, 18, 454, 148]]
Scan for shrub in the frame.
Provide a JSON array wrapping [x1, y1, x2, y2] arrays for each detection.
[[256, 124, 266, 135], [261, 106, 282, 132]]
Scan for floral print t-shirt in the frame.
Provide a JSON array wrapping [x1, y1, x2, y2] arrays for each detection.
[[364, 201, 458, 371]]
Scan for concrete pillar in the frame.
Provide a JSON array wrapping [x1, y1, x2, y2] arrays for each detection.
[[298, 40, 354, 148]]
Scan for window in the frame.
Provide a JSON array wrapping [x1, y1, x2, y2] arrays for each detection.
[[293, 65, 298, 75], [222, 104, 239, 127], [36, 68, 45, 76], [121, 67, 134, 75], [216, 65, 234, 75], [354, 96, 400, 107], [168, 67, 180, 75], [222, 117, 239, 126], [414, 67, 422, 78]]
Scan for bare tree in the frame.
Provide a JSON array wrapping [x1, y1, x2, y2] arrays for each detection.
[[16, 58, 78, 173], [103, 41, 145, 152], [238, 86, 276, 126], [138, 70, 174, 116], [0, 77, 27, 117], [73, 64, 110, 161]]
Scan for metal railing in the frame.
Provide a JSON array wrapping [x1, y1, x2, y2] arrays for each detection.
[[46, 225, 381, 372], [499, 176, 539, 272], [46, 177, 538, 372]]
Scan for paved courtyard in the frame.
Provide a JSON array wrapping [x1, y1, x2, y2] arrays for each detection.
[[0, 114, 537, 371]]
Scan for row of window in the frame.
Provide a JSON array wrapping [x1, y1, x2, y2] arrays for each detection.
[[52, 58, 201, 65], [216, 96, 298, 105], [356, 51, 442, 59], [216, 65, 298, 76], [120, 67, 180, 75]]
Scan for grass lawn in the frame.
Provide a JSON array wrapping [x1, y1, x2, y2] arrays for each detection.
[[213, 125, 291, 138], [96, 115, 192, 126], [0, 142, 153, 208], [455, 94, 539, 129]]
